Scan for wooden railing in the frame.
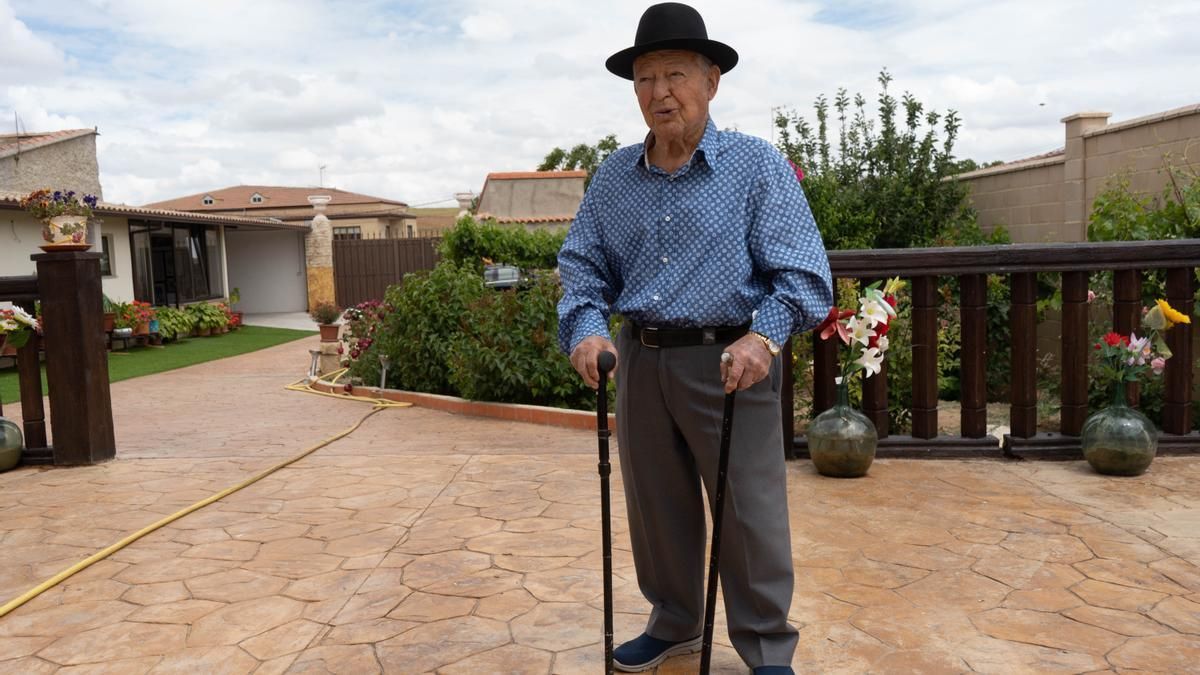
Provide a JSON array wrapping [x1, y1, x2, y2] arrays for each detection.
[[0, 275, 49, 462], [0, 251, 116, 465], [785, 239, 1200, 459]]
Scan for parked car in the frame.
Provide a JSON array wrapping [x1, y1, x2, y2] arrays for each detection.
[[484, 264, 522, 290]]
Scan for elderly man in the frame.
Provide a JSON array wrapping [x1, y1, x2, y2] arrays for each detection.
[[557, 3, 832, 673]]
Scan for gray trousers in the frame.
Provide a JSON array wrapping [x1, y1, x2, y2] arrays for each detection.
[[616, 324, 799, 668]]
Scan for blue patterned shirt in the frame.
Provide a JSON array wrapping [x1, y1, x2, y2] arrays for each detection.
[[557, 118, 833, 353]]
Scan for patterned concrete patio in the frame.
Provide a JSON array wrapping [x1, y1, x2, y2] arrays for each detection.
[[0, 338, 1198, 673]]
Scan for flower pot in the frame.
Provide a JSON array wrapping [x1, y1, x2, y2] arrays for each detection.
[[319, 324, 340, 342], [149, 319, 160, 334], [0, 417, 22, 472], [198, 326, 212, 337], [134, 322, 150, 336], [103, 312, 115, 333], [1081, 382, 1157, 476], [807, 381, 877, 478], [40, 215, 91, 250]]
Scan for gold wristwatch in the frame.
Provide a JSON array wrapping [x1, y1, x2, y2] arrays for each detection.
[[751, 331, 781, 357]]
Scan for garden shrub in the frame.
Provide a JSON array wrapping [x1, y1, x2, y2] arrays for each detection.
[[439, 216, 566, 273], [446, 273, 594, 410]]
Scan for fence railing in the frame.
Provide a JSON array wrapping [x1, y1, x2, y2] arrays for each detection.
[[333, 237, 441, 308], [0, 251, 115, 465], [785, 239, 1200, 459]]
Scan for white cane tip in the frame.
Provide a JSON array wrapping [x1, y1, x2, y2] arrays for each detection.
[[721, 352, 733, 364]]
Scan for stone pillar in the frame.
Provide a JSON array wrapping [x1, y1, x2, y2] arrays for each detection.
[[1061, 112, 1110, 242], [305, 195, 335, 311], [454, 192, 474, 219], [31, 251, 116, 464]]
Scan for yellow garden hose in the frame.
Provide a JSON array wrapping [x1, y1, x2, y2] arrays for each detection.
[[0, 373, 410, 620]]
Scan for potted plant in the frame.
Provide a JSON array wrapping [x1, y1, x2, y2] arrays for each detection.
[[0, 306, 39, 355], [310, 301, 342, 341], [228, 287, 244, 327], [1082, 298, 1190, 476], [102, 295, 118, 333], [185, 303, 226, 336], [19, 188, 99, 251], [118, 301, 156, 336], [153, 306, 194, 342], [808, 277, 906, 478]]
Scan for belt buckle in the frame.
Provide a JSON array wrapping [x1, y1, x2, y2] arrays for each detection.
[[702, 328, 716, 345], [639, 326, 660, 349]]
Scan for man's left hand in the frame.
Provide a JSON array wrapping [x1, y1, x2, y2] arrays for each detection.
[[720, 334, 773, 393]]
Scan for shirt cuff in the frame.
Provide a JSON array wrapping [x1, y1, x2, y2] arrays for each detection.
[[749, 297, 794, 346], [567, 312, 612, 354]]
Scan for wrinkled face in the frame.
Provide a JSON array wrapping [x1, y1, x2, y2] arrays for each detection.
[[632, 50, 719, 144]]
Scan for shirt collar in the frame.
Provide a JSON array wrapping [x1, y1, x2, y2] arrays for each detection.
[[638, 117, 721, 172]]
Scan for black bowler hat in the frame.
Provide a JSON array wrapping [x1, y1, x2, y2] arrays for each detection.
[[605, 2, 738, 80]]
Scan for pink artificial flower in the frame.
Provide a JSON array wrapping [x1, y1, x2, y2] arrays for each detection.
[[1087, 290, 1096, 303], [1151, 357, 1166, 375], [787, 159, 805, 182]]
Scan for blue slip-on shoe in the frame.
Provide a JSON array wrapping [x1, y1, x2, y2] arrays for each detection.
[[613, 633, 702, 672], [752, 667, 795, 675]]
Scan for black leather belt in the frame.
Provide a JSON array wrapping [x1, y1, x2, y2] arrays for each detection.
[[631, 323, 750, 348]]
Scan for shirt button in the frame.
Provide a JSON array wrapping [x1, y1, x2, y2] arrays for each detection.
[[663, 215, 671, 222], [661, 256, 669, 264], [652, 294, 661, 301]]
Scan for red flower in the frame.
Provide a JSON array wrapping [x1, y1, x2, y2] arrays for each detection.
[[816, 307, 855, 345], [1102, 332, 1125, 347], [787, 159, 805, 182]]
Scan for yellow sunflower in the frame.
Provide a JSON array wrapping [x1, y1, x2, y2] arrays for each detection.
[[1156, 299, 1191, 327]]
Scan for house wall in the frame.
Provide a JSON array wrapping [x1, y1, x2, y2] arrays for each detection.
[[958, 104, 1200, 243], [0, 134, 103, 199], [477, 177, 584, 220], [224, 229, 309, 314], [0, 209, 134, 301]]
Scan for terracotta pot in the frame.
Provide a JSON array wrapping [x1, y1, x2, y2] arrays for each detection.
[[41, 215, 91, 250], [134, 322, 150, 336], [319, 324, 340, 342], [103, 312, 115, 333], [198, 326, 213, 337]]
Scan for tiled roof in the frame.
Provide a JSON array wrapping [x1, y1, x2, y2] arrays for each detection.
[[0, 129, 97, 160], [143, 185, 408, 212], [477, 213, 574, 224], [0, 191, 307, 232], [484, 170, 587, 181]]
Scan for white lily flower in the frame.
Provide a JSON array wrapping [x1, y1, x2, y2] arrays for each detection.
[[856, 347, 884, 377], [860, 299, 891, 327], [846, 315, 876, 347], [877, 335, 889, 353]]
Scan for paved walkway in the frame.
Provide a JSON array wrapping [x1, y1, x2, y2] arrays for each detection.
[[0, 338, 1198, 673]]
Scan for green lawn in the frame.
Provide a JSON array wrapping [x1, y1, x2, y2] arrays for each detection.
[[0, 326, 316, 405]]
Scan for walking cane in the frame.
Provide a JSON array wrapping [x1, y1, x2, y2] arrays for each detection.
[[596, 350, 617, 675], [700, 353, 737, 675]]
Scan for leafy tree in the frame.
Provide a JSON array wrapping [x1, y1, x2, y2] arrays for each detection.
[[774, 69, 981, 250], [538, 134, 620, 187]]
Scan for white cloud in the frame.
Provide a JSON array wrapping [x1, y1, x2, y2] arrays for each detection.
[[0, 0, 1196, 207], [460, 11, 514, 42]]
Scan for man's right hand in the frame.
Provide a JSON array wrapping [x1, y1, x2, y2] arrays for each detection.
[[570, 335, 618, 390]]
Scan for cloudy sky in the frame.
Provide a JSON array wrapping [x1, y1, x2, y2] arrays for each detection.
[[2, 0, 1197, 207]]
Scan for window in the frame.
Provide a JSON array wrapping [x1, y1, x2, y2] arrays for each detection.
[[99, 235, 114, 276], [250, 193, 264, 204], [202, 195, 214, 205], [333, 226, 362, 240]]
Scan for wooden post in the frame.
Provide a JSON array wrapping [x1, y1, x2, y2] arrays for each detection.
[[780, 337, 795, 460], [32, 251, 116, 464], [16, 299, 48, 453], [1163, 268, 1195, 434], [1113, 269, 1142, 407], [1010, 273, 1037, 438], [1060, 271, 1089, 436], [959, 274, 988, 437], [911, 276, 938, 439], [812, 330, 837, 414]]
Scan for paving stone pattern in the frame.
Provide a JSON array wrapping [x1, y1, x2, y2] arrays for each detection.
[[1, 338, 1198, 673]]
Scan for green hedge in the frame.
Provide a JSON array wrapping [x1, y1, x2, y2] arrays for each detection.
[[347, 261, 596, 410], [439, 216, 566, 272]]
